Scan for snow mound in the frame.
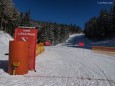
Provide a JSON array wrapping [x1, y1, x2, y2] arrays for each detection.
[[66, 33, 84, 42], [69, 33, 83, 38], [0, 30, 13, 46], [0, 30, 13, 60]]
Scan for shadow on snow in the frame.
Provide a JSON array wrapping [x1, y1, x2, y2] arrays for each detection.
[[0, 60, 8, 73]]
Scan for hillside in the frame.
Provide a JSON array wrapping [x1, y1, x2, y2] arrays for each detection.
[[63, 34, 115, 48]]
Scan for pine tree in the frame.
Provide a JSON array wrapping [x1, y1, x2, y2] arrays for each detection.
[[20, 11, 31, 26], [111, 3, 115, 37], [84, 6, 115, 40]]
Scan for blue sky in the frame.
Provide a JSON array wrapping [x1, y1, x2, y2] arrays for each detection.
[[13, 0, 113, 29]]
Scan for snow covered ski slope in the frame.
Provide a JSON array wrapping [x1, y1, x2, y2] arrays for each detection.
[[0, 32, 115, 86]]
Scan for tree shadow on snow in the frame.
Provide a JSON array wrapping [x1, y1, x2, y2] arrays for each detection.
[[0, 60, 8, 73]]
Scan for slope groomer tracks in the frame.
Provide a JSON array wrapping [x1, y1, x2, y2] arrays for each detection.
[[46, 46, 115, 85]]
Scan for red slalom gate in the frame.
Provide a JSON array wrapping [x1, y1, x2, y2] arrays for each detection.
[[14, 27, 38, 71], [79, 42, 85, 47], [44, 41, 51, 46], [78, 42, 85, 52]]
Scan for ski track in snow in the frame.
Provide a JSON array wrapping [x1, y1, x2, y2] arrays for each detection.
[[48, 46, 115, 86], [0, 33, 115, 86], [1, 46, 115, 86]]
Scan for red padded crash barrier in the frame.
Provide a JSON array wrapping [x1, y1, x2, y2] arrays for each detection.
[[14, 28, 38, 71], [8, 41, 29, 75]]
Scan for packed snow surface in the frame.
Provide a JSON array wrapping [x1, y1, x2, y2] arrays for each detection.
[[0, 32, 115, 86]]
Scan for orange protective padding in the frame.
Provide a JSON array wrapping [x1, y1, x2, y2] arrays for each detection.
[[92, 46, 115, 52], [36, 43, 44, 56], [8, 41, 29, 75], [92, 46, 104, 51], [36, 45, 41, 55], [39, 43, 44, 52], [102, 47, 115, 52]]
